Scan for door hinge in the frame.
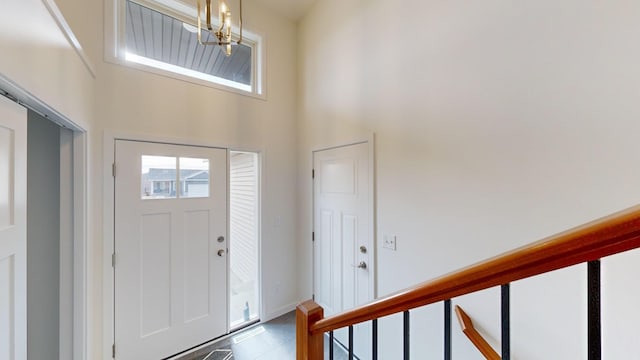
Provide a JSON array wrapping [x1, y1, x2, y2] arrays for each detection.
[[312, 232, 315, 242], [312, 169, 315, 179], [112, 343, 116, 358], [312, 293, 315, 301], [112, 163, 117, 177], [112, 253, 116, 267]]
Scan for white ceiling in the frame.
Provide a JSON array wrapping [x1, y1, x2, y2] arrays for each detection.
[[251, 0, 317, 20]]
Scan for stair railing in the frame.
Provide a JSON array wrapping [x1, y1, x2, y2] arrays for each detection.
[[297, 205, 640, 359], [455, 305, 500, 359]]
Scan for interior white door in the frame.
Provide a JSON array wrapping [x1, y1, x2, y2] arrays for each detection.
[[313, 142, 373, 358], [114, 140, 227, 360], [0, 96, 27, 360]]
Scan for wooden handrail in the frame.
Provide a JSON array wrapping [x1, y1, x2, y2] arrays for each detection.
[[455, 305, 500, 360], [307, 205, 640, 335]]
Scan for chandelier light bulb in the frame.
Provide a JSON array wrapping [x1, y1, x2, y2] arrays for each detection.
[[197, 0, 243, 56]]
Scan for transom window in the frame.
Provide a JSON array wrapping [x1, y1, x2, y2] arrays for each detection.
[[109, 0, 263, 96]]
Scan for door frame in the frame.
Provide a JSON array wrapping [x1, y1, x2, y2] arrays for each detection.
[[311, 134, 377, 303], [0, 77, 89, 360], [103, 132, 265, 359]]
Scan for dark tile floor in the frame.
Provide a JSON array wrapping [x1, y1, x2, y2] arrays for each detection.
[[175, 312, 296, 360], [174, 311, 350, 360]]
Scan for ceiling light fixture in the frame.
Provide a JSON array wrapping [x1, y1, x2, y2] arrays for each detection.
[[196, 0, 243, 56]]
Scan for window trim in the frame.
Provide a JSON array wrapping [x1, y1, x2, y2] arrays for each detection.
[[104, 0, 266, 99]]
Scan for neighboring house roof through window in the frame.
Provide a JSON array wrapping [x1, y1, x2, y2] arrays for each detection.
[[143, 168, 208, 181]]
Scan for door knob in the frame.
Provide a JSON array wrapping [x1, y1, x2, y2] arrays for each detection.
[[217, 249, 225, 257], [353, 261, 367, 269]]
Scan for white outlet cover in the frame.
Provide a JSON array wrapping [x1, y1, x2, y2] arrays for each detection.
[[383, 235, 397, 250]]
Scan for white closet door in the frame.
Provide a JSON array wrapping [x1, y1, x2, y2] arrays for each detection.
[[0, 96, 27, 360]]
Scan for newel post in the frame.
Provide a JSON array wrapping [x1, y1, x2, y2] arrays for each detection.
[[296, 300, 324, 360]]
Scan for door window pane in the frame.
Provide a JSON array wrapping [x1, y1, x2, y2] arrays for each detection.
[[179, 157, 210, 198], [141, 155, 177, 199]]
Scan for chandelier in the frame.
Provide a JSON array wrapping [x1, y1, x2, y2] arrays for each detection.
[[196, 0, 243, 56]]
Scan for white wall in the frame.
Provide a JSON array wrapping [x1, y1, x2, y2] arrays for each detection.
[[298, 0, 640, 358]]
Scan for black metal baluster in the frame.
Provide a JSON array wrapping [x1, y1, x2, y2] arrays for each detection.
[[349, 325, 354, 360], [404, 310, 410, 360], [501, 283, 510, 360], [444, 300, 451, 360], [588, 260, 601, 360], [373, 319, 378, 360], [329, 330, 334, 360]]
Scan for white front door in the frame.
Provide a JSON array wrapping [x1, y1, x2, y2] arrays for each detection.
[[0, 96, 27, 360], [114, 140, 228, 360], [313, 142, 374, 358]]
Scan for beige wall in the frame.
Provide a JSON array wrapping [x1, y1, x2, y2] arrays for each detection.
[[2, 0, 299, 358], [6, 0, 640, 358], [92, 0, 299, 358], [0, 0, 95, 129], [1, 1, 96, 357], [298, 0, 640, 358]]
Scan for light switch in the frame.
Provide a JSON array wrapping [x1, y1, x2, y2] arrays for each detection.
[[383, 235, 397, 250]]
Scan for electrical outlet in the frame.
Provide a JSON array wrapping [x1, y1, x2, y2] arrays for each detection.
[[383, 235, 397, 250]]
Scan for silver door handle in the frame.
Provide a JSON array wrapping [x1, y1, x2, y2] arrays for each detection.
[[352, 261, 367, 269], [217, 249, 225, 257]]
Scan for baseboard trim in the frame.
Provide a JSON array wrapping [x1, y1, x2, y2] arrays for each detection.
[[167, 303, 297, 360], [263, 302, 297, 322]]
